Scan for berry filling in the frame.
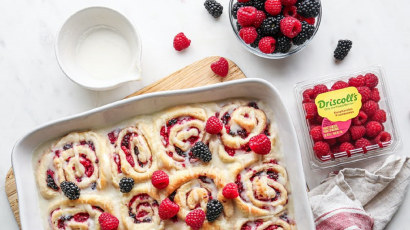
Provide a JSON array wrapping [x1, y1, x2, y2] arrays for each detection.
[[160, 116, 197, 147], [46, 170, 59, 191], [107, 130, 119, 144], [54, 211, 93, 229], [113, 154, 122, 173], [128, 194, 157, 224], [63, 143, 73, 150], [79, 154, 94, 177]]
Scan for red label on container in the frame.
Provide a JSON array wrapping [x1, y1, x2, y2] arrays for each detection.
[[322, 118, 351, 139]]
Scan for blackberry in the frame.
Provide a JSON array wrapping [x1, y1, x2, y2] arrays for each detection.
[[249, 0, 265, 10], [274, 37, 292, 53], [250, 28, 264, 48], [206, 199, 223, 222], [175, 146, 186, 157], [248, 102, 259, 109], [60, 215, 73, 221], [261, 17, 281, 36], [60, 181, 80, 200], [91, 182, 97, 190], [292, 21, 315, 45], [46, 174, 59, 191], [63, 143, 72, 150], [236, 21, 242, 32], [232, 2, 246, 19], [191, 141, 212, 162], [167, 118, 178, 126], [119, 177, 134, 193], [334, 40, 352, 60], [204, 0, 223, 18], [297, 0, 320, 18]]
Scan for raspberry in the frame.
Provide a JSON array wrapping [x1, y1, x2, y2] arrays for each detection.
[[313, 141, 330, 159], [352, 111, 368, 126], [325, 138, 337, 146], [334, 39, 352, 60], [309, 126, 323, 142], [253, 10, 266, 28], [348, 75, 366, 87], [365, 121, 382, 137], [297, 0, 320, 18], [258, 37, 276, 54], [331, 81, 349, 91], [303, 102, 317, 119], [339, 142, 355, 153], [280, 17, 302, 38], [204, 0, 223, 18], [249, 134, 272, 155], [173, 33, 191, 51], [361, 100, 379, 117], [210, 57, 229, 77], [337, 132, 351, 143], [350, 125, 366, 140], [265, 0, 282, 16], [313, 84, 329, 97], [370, 110, 386, 123], [192, 141, 212, 162], [303, 88, 315, 100], [151, 170, 169, 189], [357, 86, 371, 103], [239, 27, 258, 44], [206, 116, 223, 134], [292, 21, 315, 45], [237, 6, 257, 27], [222, 183, 239, 199], [370, 88, 381, 102], [159, 198, 180, 220], [206, 199, 223, 222], [283, 6, 297, 17], [373, 131, 391, 144], [364, 73, 379, 89], [331, 144, 340, 154], [281, 0, 297, 6], [355, 138, 371, 149], [186, 209, 206, 230], [98, 213, 119, 230]]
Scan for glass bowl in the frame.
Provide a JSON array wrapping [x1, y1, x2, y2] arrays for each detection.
[[228, 0, 322, 59]]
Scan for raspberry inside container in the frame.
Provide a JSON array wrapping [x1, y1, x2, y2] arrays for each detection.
[[294, 65, 401, 170]]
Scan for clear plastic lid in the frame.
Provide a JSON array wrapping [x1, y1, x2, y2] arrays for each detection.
[[294, 65, 401, 170]]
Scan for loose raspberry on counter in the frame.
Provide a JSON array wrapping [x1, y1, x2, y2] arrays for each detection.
[[339, 142, 355, 153], [253, 10, 266, 28], [370, 88, 381, 102], [313, 141, 330, 159], [280, 16, 302, 38], [352, 111, 368, 126], [370, 110, 387, 123], [348, 75, 366, 87], [337, 132, 351, 143], [186, 209, 206, 230], [357, 86, 371, 103], [303, 102, 317, 119], [355, 138, 372, 149], [258, 36, 276, 54], [239, 27, 258, 44], [205, 116, 223, 134], [331, 81, 349, 91], [159, 198, 180, 220], [173, 32, 191, 51], [309, 126, 323, 142], [365, 121, 383, 137], [223, 183, 239, 199], [210, 57, 229, 77], [237, 6, 257, 27], [361, 100, 379, 117], [373, 131, 391, 144], [265, 0, 282, 16], [249, 134, 272, 155], [151, 170, 169, 189], [283, 6, 298, 17], [313, 84, 328, 97], [350, 125, 366, 140], [98, 213, 119, 230], [364, 73, 379, 89]]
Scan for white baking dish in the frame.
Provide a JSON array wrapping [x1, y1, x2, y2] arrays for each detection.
[[11, 78, 315, 229]]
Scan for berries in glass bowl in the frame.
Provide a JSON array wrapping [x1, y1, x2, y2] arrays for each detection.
[[294, 66, 401, 170], [229, 0, 321, 59]]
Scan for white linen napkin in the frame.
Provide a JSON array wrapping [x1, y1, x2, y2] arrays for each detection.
[[308, 155, 410, 230]]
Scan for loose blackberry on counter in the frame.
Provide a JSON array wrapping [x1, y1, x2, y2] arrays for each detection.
[[119, 177, 134, 193], [60, 181, 80, 200], [206, 199, 224, 222], [204, 0, 223, 18], [275, 36, 292, 53], [334, 40, 353, 60], [292, 21, 315, 45], [297, 0, 320, 18]]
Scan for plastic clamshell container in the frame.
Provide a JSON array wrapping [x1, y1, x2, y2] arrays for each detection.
[[294, 65, 401, 170]]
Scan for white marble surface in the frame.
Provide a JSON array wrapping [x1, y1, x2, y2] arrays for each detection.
[[0, 0, 409, 229]]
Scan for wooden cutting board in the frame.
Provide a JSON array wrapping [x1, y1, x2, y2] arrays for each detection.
[[5, 56, 246, 229]]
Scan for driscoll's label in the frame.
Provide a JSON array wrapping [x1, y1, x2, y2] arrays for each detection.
[[315, 87, 362, 139]]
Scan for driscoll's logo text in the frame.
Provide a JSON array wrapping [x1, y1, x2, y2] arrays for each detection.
[[317, 93, 358, 109]]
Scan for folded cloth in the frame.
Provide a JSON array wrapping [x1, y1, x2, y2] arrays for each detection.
[[308, 155, 410, 230]]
